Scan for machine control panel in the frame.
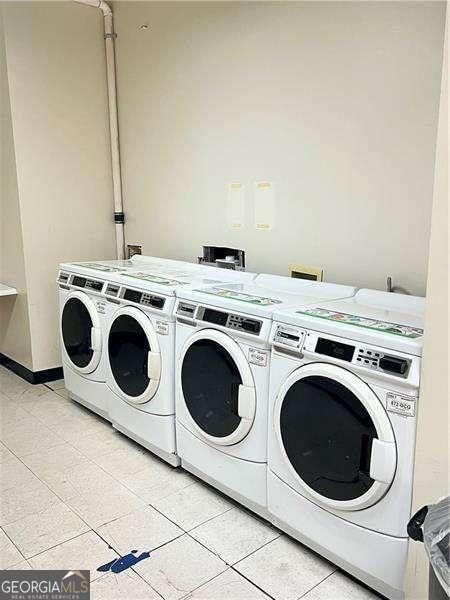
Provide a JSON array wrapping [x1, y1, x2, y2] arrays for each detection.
[[304, 333, 411, 378], [122, 287, 165, 310], [71, 275, 104, 292], [273, 324, 305, 351], [228, 314, 261, 334], [194, 306, 262, 335], [356, 347, 382, 368], [142, 293, 165, 309], [354, 346, 409, 375]]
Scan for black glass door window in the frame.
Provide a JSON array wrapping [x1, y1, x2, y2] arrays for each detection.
[[280, 375, 378, 501], [62, 298, 94, 368], [181, 339, 243, 438], [108, 315, 150, 397]]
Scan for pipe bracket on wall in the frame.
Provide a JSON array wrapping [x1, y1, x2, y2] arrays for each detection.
[[114, 212, 125, 224], [104, 32, 117, 39]]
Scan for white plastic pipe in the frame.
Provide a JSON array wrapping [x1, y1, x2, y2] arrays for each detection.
[[74, 0, 125, 260]]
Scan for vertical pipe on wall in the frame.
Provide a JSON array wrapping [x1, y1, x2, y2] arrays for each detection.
[[74, 0, 125, 259]]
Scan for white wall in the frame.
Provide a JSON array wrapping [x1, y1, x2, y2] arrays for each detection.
[[0, 13, 33, 370], [405, 9, 448, 598], [114, 1, 445, 295], [1, 1, 116, 371]]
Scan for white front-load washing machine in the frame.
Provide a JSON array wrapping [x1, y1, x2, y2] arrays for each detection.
[[267, 289, 425, 600], [175, 275, 356, 516], [58, 270, 111, 418], [104, 267, 257, 466]]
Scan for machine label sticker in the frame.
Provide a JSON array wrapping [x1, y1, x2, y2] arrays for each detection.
[[194, 287, 282, 306], [386, 393, 416, 417], [248, 347, 268, 366], [156, 320, 169, 335], [124, 272, 188, 286], [95, 300, 106, 315], [70, 261, 130, 272], [296, 308, 423, 339]]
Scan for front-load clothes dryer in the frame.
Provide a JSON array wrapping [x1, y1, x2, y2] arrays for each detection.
[[104, 268, 256, 466], [175, 275, 356, 516], [267, 289, 425, 600]]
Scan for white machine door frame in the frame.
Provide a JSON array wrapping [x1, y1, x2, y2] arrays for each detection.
[[61, 290, 102, 374], [107, 306, 161, 405], [274, 362, 397, 511], [179, 328, 256, 446]]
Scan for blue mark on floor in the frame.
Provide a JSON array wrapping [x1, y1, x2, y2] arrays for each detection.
[[98, 550, 151, 574]]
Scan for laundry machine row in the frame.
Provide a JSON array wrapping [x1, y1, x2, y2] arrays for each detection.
[[57, 258, 425, 600], [58, 256, 256, 465], [57, 254, 195, 420], [173, 274, 357, 517]]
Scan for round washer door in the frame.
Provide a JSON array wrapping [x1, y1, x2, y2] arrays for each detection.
[[61, 291, 102, 374], [107, 306, 161, 404], [180, 329, 256, 446], [274, 363, 397, 511]]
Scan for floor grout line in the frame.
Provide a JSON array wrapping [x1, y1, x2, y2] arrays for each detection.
[[296, 569, 336, 599], [185, 505, 236, 533], [93, 516, 185, 556], [0, 525, 27, 563], [25, 529, 93, 563], [181, 524, 282, 599], [230, 565, 278, 600], [231, 534, 282, 568]]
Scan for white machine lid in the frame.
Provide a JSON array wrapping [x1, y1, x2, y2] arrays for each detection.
[[131, 255, 259, 283], [60, 256, 256, 292], [60, 256, 205, 278], [177, 274, 357, 318], [61, 255, 199, 272], [103, 267, 253, 296], [274, 288, 425, 356], [255, 274, 357, 299], [60, 259, 138, 274]]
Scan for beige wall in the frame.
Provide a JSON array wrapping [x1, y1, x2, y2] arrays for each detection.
[[114, 1, 445, 295], [405, 9, 448, 599], [0, 14, 33, 370], [1, 2, 116, 371]]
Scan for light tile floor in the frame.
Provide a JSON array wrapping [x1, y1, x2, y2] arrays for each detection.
[[0, 366, 381, 599]]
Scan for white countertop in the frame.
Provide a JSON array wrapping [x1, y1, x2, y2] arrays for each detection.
[[0, 283, 17, 297]]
